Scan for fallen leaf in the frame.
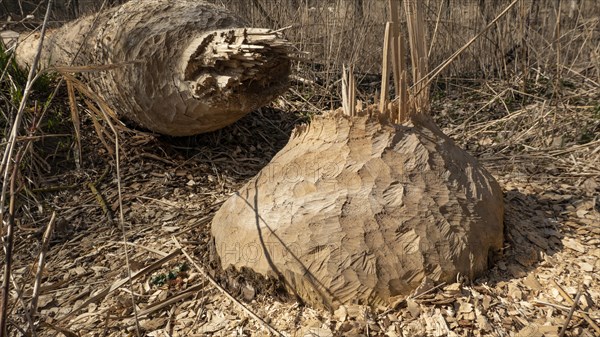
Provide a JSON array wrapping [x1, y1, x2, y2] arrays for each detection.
[[407, 299, 420, 318], [523, 274, 542, 291], [334, 305, 348, 322]]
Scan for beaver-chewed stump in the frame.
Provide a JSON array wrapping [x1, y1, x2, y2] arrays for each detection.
[[211, 111, 504, 309], [15, 0, 290, 136]]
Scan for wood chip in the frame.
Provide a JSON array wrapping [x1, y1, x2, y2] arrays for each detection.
[[407, 299, 421, 318], [563, 238, 586, 253], [523, 274, 543, 291]]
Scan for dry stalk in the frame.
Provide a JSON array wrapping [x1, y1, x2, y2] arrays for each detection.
[[57, 249, 182, 324], [379, 0, 426, 123], [0, 2, 53, 336], [91, 83, 142, 337], [405, 0, 429, 115], [428, 0, 445, 58], [388, 0, 401, 99], [87, 181, 114, 225], [551, 280, 600, 335], [66, 79, 82, 169], [417, 0, 519, 94], [553, 0, 563, 102], [341, 64, 356, 117], [52, 65, 141, 335], [7, 275, 35, 337], [29, 212, 56, 330], [558, 287, 582, 337], [342, 64, 350, 116], [350, 65, 356, 116], [0, 0, 53, 221], [0, 149, 22, 337], [379, 22, 392, 114], [86, 99, 115, 156]]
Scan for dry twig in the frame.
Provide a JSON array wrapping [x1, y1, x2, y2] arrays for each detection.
[[57, 249, 181, 324], [29, 212, 56, 332], [551, 280, 600, 335], [558, 287, 582, 337], [172, 237, 284, 337], [0, 4, 53, 335]]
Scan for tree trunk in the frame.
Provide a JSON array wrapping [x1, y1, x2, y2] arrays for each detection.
[[15, 0, 291, 136]]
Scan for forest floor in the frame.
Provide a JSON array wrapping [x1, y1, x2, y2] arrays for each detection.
[[3, 69, 600, 337]]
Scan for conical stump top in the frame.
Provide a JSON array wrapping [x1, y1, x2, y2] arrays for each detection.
[[211, 111, 504, 309]]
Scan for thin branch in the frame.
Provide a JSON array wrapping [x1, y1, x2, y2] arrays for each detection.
[[0, 0, 53, 219], [415, 0, 519, 93], [172, 237, 284, 337], [558, 288, 582, 337], [29, 212, 57, 330], [91, 90, 141, 336], [0, 4, 52, 336], [0, 149, 23, 337], [551, 280, 600, 335]]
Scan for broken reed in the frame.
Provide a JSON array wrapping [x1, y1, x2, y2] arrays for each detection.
[[343, 0, 427, 123]]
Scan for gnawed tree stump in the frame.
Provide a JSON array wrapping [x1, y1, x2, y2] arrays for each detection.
[[213, 0, 505, 310], [211, 111, 504, 309], [15, 0, 291, 136]]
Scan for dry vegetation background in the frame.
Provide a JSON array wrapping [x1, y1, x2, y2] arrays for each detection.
[[4, 0, 600, 81], [0, 0, 599, 336]]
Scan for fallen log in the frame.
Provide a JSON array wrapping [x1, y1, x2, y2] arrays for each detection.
[[15, 0, 291, 136]]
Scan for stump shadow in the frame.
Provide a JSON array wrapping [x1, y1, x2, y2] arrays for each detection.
[[159, 106, 307, 180], [476, 188, 565, 286]]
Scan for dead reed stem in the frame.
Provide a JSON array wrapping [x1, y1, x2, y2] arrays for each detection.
[[417, 0, 519, 94], [0, 0, 53, 220], [66, 80, 82, 168], [379, 22, 392, 114], [0, 149, 21, 337], [29, 212, 56, 331], [405, 0, 429, 115], [0, 2, 53, 336], [553, 0, 563, 102], [389, 0, 401, 99]]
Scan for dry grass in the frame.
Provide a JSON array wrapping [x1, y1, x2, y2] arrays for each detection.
[[0, 1, 598, 336], [5, 0, 598, 104], [204, 0, 600, 108]]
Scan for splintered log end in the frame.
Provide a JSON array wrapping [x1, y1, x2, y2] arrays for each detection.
[[180, 28, 291, 118]]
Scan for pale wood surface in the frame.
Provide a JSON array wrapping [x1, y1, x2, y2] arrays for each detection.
[[212, 111, 504, 309]]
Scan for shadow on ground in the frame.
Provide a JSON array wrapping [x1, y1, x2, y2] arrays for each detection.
[[478, 188, 564, 285]]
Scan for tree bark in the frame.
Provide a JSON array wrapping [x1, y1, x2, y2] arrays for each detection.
[[15, 0, 291, 136]]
